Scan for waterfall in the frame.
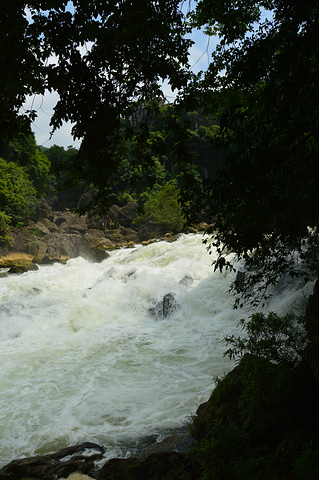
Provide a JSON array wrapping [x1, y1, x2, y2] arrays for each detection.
[[0, 233, 313, 466]]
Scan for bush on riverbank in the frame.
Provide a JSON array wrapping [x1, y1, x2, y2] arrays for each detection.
[[0, 158, 38, 228], [133, 180, 185, 234], [0, 211, 11, 246], [186, 355, 319, 480], [164, 310, 319, 480]]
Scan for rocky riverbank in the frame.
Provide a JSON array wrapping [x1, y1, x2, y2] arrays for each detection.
[[0, 432, 191, 480], [0, 200, 199, 272]]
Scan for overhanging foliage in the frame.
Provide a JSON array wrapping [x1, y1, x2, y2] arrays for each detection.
[[179, 0, 319, 303]]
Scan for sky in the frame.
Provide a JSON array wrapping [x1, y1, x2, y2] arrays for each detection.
[[24, 13, 217, 149]]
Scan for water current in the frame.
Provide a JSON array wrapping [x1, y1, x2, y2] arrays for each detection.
[[0, 233, 314, 467]]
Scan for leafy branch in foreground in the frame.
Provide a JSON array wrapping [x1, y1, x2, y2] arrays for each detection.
[[178, 0, 319, 305], [223, 312, 308, 368], [201, 229, 319, 309]]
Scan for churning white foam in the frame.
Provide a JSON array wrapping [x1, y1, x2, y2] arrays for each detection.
[[0, 234, 313, 466]]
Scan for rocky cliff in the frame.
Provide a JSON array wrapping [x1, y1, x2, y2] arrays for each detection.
[[0, 200, 187, 272]]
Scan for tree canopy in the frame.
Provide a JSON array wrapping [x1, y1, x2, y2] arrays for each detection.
[[0, 133, 54, 196], [179, 0, 319, 304], [0, 0, 192, 201], [1, 0, 319, 301]]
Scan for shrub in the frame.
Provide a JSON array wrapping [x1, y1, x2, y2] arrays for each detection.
[[0, 211, 11, 245], [188, 353, 319, 480], [223, 312, 308, 368], [0, 157, 38, 226], [134, 180, 185, 233], [184, 312, 319, 480]]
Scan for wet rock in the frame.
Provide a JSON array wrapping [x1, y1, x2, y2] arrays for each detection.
[[137, 221, 163, 242], [179, 276, 193, 287], [135, 427, 194, 458], [39, 232, 82, 263], [118, 226, 139, 244], [0, 443, 104, 480], [185, 226, 197, 234], [82, 245, 110, 263], [0, 438, 189, 480], [105, 267, 117, 278], [117, 202, 138, 227], [163, 233, 179, 242], [8, 263, 38, 274], [120, 270, 136, 283], [104, 227, 138, 247], [41, 254, 61, 265], [141, 238, 157, 246], [149, 293, 180, 319], [97, 452, 184, 480]]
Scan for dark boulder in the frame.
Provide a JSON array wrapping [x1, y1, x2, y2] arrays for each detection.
[[104, 227, 139, 246], [149, 293, 180, 319], [98, 452, 184, 480], [0, 442, 104, 480], [32, 199, 55, 223], [137, 221, 163, 242], [117, 202, 138, 227], [8, 263, 39, 274], [179, 276, 193, 287], [82, 245, 110, 263]]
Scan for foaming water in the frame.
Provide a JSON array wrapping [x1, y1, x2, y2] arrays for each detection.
[[0, 234, 313, 466]]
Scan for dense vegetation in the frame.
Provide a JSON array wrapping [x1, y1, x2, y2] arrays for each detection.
[[0, 134, 53, 242], [0, 109, 213, 243], [3, 0, 318, 302], [183, 0, 319, 306], [1, 0, 319, 478]]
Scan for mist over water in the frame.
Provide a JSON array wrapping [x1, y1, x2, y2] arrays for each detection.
[[0, 234, 313, 466]]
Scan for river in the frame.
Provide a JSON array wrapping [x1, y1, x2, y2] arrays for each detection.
[[0, 233, 313, 467]]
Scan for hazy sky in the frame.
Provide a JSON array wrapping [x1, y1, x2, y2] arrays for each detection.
[[26, 25, 216, 149]]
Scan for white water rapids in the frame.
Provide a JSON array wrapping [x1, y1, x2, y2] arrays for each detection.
[[0, 233, 314, 467]]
